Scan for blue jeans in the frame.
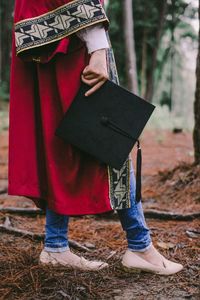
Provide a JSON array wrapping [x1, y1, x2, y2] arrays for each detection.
[[44, 160, 152, 253]]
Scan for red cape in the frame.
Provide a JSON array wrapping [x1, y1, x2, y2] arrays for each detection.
[[8, 0, 113, 215]]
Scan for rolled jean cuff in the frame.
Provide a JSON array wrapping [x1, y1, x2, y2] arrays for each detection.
[[128, 240, 152, 252], [44, 245, 69, 253]]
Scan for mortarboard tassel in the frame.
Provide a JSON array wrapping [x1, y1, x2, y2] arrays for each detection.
[[135, 140, 142, 202]]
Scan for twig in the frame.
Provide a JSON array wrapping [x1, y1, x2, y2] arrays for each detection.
[[69, 239, 91, 252], [0, 223, 45, 240], [0, 207, 44, 215], [0, 217, 90, 252], [106, 251, 117, 260], [0, 206, 200, 221], [186, 230, 200, 239], [0, 188, 7, 195], [144, 210, 200, 221], [96, 210, 200, 221]]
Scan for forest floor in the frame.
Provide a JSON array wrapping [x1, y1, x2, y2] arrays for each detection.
[[0, 113, 200, 299]]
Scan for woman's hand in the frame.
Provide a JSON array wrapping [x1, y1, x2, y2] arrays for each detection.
[[81, 49, 108, 97]]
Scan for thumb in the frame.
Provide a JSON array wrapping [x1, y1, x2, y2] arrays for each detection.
[[82, 65, 91, 75]]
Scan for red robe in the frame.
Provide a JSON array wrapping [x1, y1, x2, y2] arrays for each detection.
[[9, 0, 131, 215]]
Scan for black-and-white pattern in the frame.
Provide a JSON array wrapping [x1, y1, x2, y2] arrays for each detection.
[[108, 158, 131, 210], [106, 35, 131, 210], [15, 0, 108, 55]]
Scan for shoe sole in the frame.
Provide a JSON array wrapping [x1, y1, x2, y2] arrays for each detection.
[[122, 264, 156, 274], [39, 259, 108, 271], [122, 263, 183, 276]]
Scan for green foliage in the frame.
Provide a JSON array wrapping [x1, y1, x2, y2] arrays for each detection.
[[107, 0, 198, 104], [0, 81, 9, 102]]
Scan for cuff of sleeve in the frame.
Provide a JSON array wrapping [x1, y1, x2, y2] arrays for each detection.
[[76, 24, 110, 54]]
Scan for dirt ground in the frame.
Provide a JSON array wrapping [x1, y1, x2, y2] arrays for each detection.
[[0, 128, 200, 299]]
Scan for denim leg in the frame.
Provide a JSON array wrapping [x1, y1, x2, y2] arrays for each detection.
[[117, 159, 152, 252], [44, 207, 69, 253]]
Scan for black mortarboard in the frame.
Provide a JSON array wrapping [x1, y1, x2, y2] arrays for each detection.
[[55, 80, 155, 202]]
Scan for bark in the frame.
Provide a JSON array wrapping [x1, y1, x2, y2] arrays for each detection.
[[0, 0, 13, 86], [193, 0, 200, 164], [123, 0, 138, 94], [169, 0, 177, 112], [141, 27, 148, 98], [95, 209, 200, 221], [145, 0, 167, 102]]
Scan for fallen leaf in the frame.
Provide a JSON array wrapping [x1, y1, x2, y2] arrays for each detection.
[[157, 241, 176, 250]]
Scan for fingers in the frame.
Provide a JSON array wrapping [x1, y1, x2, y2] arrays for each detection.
[[82, 64, 108, 77], [81, 72, 108, 96], [82, 73, 97, 80], [81, 75, 100, 86], [81, 64, 108, 96], [84, 78, 107, 97], [82, 66, 101, 78], [82, 66, 95, 76]]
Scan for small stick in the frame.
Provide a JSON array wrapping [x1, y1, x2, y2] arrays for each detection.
[[144, 210, 200, 221], [95, 210, 200, 221], [0, 188, 7, 195], [0, 207, 44, 215], [0, 206, 199, 221], [0, 217, 90, 252]]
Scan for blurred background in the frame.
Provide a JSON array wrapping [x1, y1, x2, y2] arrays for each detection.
[[0, 2, 200, 299], [0, 0, 198, 131]]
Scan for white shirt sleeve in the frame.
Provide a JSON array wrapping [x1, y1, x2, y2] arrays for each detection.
[[76, 23, 110, 54]]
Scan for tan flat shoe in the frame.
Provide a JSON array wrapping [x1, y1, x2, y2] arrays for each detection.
[[39, 249, 108, 271], [122, 250, 183, 275]]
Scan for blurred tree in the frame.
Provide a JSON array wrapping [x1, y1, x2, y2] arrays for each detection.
[[107, 1, 126, 85], [193, 0, 200, 164], [156, 0, 197, 110], [143, 0, 167, 101], [108, 0, 197, 103], [123, 0, 138, 94], [0, 0, 197, 105], [0, 0, 14, 99]]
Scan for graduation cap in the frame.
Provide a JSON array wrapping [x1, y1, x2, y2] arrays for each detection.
[[55, 80, 155, 202]]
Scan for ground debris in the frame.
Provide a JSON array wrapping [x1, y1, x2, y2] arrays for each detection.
[[0, 216, 91, 252], [186, 229, 200, 239], [0, 130, 199, 299], [157, 241, 176, 250], [143, 162, 200, 214], [0, 218, 199, 300]]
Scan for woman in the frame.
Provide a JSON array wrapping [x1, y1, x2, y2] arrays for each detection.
[[9, 0, 183, 275]]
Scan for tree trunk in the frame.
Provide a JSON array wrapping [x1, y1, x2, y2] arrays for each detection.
[[0, 3, 3, 84], [0, 0, 13, 87], [169, 1, 176, 112], [193, 0, 200, 164], [141, 27, 148, 98], [123, 0, 138, 94], [145, 0, 167, 102]]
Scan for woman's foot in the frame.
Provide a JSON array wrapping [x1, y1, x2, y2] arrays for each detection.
[[39, 249, 108, 271], [122, 245, 183, 275]]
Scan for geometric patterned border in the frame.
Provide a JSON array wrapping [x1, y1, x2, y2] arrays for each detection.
[[105, 33, 131, 210], [107, 158, 131, 210], [15, 0, 109, 55]]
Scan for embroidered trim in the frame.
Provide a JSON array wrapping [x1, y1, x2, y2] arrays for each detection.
[[15, 0, 109, 55], [108, 158, 131, 210], [106, 34, 131, 210]]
